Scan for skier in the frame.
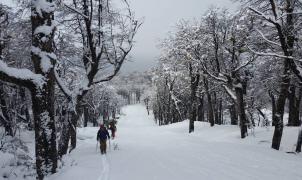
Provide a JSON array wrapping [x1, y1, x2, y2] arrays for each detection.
[[109, 121, 117, 139], [97, 124, 110, 154]]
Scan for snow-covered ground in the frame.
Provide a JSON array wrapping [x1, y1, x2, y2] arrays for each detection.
[[1, 104, 302, 180]]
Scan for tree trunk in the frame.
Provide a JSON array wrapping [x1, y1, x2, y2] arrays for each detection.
[[20, 87, 32, 129], [271, 0, 296, 150], [257, 108, 269, 126], [269, 91, 276, 126], [197, 96, 204, 122], [229, 104, 238, 125], [271, 69, 290, 150], [204, 78, 214, 126], [213, 93, 219, 125], [235, 85, 248, 138], [0, 83, 13, 136], [288, 85, 295, 126], [58, 109, 70, 158], [296, 128, 302, 153], [31, 0, 58, 178], [189, 65, 199, 133], [288, 85, 300, 126], [218, 100, 223, 125], [83, 106, 88, 127], [69, 102, 82, 152], [31, 81, 57, 179]]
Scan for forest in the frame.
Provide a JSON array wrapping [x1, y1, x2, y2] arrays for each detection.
[[0, 0, 302, 180], [151, 0, 302, 149]]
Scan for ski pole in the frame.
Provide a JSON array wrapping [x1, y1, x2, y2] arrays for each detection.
[[96, 141, 99, 152], [108, 138, 111, 152]]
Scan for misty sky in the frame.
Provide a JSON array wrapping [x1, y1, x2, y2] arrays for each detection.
[[2, 0, 235, 73], [122, 0, 236, 73]]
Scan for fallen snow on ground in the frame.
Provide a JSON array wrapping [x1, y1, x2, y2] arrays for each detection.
[[48, 104, 302, 180], [2, 104, 302, 180]]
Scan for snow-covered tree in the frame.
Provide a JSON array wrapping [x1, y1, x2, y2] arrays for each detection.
[[54, 0, 141, 155], [242, 0, 302, 149], [0, 0, 58, 179]]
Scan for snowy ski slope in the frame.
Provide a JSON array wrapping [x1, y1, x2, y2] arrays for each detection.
[[45, 104, 302, 180]]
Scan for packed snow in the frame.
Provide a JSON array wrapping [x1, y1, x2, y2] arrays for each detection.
[[1, 104, 302, 180]]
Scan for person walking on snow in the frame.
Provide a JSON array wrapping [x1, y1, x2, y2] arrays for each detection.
[[109, 121, 117, 139], [97, 124, 110, 154]]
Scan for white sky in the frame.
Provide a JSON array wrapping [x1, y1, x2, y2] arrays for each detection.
[[1, 0, 235, 73], [122, 0, 236, 73]]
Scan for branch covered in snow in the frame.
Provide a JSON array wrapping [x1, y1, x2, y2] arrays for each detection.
[[255, 28, 281, 47], [54, 68, 72, 101], [93, 47, 132, 84], [62, 2, 89, 20], [233, 56, 257, 73], [248, 7, 279, 25], [247, 47, 294, 59], [222, 85, 237, 102], [0, 60, 45, 89], [201, 63, 228, 83]]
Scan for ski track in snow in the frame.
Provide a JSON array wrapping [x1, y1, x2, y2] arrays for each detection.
[[46, 104, 302, 180], [97, 156, 110, 180]]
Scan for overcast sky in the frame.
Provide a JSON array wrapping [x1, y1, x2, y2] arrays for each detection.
[[2, 0, 235, 73], [121, 0, 236, 73]]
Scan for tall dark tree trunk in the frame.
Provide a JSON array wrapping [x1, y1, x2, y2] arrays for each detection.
[[218, 100, 223, 125], [167, 82, 172, 124], [271, 0, 296, 150], [58, 109, 70, 158], [20, 87, 32, 129], [69, 101, 82, 152], [269, 91, 276, 126], [83, 106, 89, 127], [58, 101, 83, 157], [235, 85, 248, 138], [31, 0, 58, 178], [296, 128, 302, 153], [189, 64, 200, 133], [0, 83, 13, 136], [257, 108, 269, 126], [31, 81, 57, 179], [204, 78, 214, 126], [271, 70, 290, 150], [213, 93, 220, 124], [288, 85, 301, 126], [229, 104, 238, 125], [197, 96, 204, 122]]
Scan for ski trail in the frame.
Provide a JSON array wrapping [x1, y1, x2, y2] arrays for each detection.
[[45, 104, 302, 180], [97, 155, 110, 180]]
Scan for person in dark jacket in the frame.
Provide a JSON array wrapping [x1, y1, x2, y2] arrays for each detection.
[[109, 121, 117, 139], [97, 124, 110, 154]]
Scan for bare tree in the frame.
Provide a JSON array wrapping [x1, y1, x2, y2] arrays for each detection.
[[55, 0, 141, 155]]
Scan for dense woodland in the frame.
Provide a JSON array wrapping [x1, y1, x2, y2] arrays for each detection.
[[0, 0, 302, 180], [151, 0, 302, 151]]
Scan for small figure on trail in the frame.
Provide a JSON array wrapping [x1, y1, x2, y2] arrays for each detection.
[[109, 121, 117, 139], [97, 124, 110, 154]]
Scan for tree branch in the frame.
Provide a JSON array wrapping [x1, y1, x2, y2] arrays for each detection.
[[54, 68, 73, 101], [255, 28, 281, 47], [0, 60, 44, 89]]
